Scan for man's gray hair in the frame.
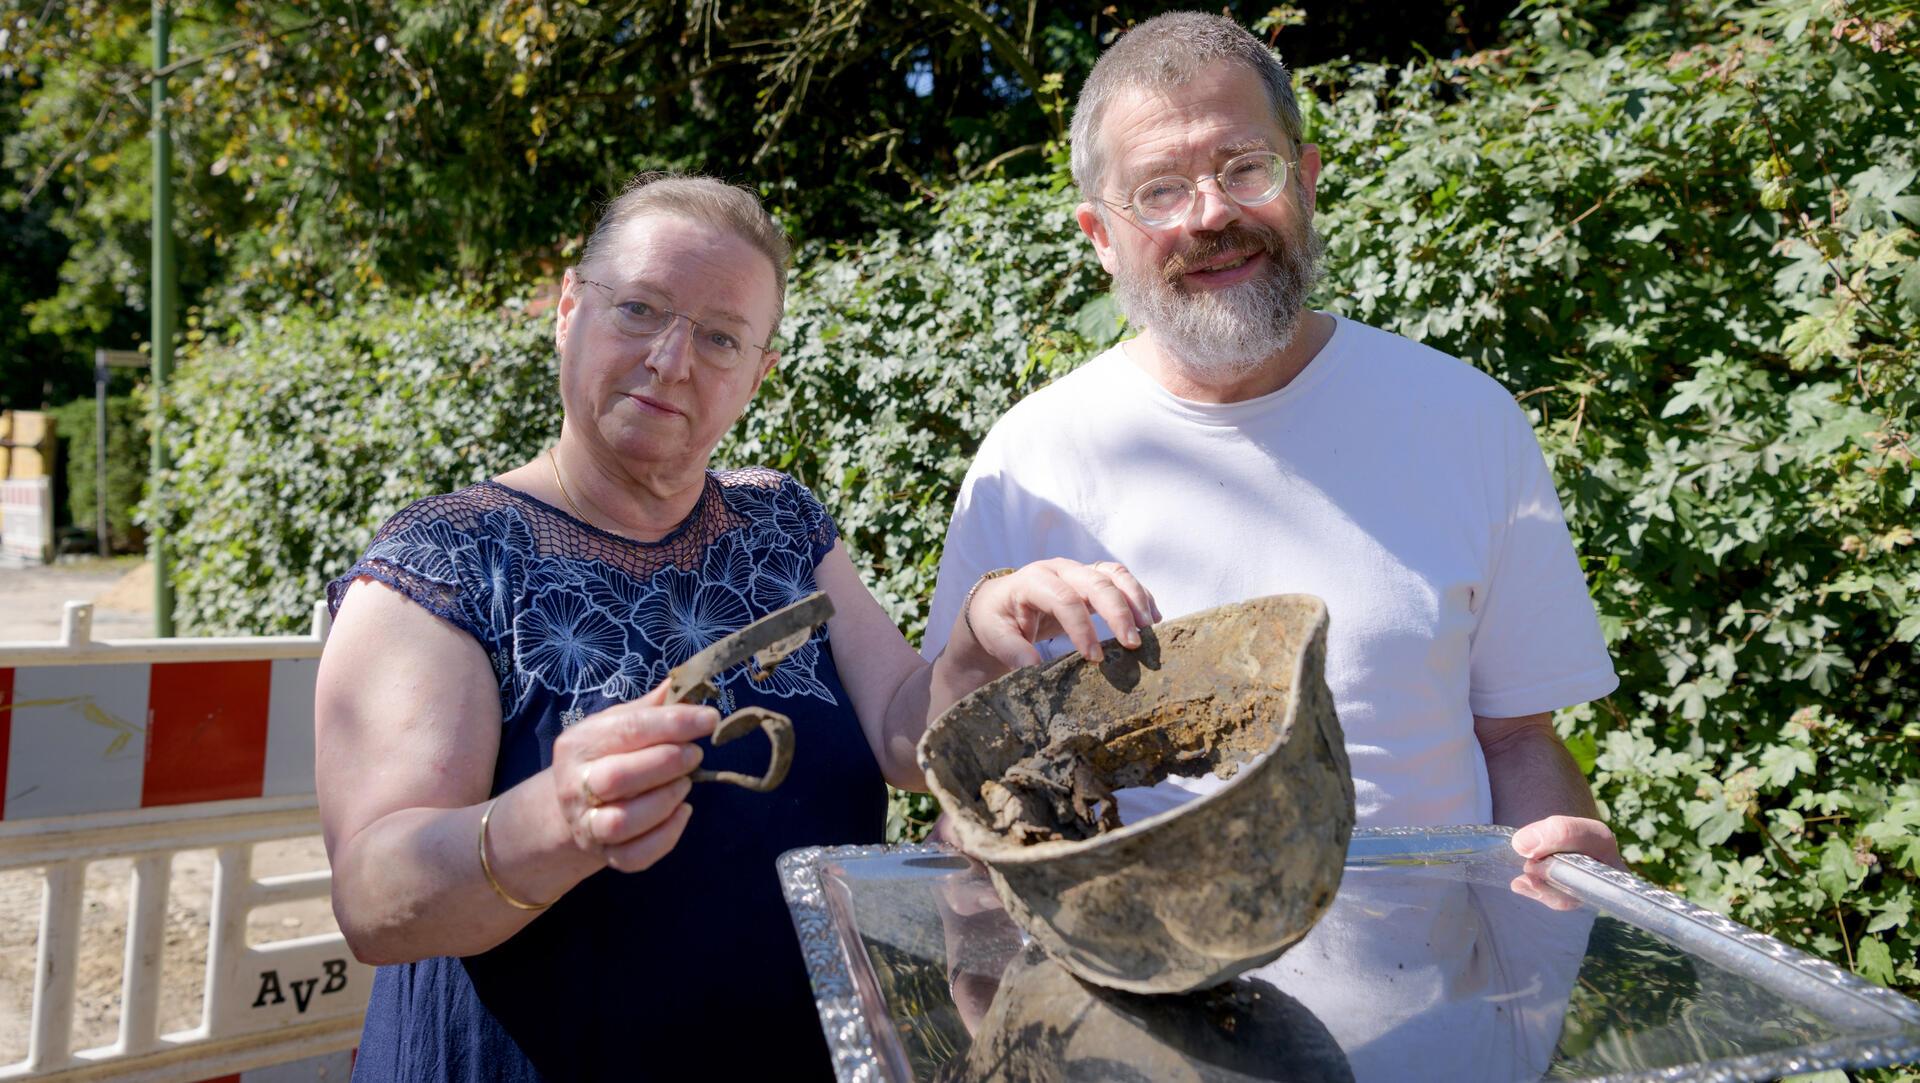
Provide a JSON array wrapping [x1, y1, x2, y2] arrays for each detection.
[[1069, 12, 1304, 202], [578, 173, 793, 327]]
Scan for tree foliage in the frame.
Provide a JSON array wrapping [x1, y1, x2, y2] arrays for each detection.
[[157, 294, 557, 631], [4, 0, 1519, 405]]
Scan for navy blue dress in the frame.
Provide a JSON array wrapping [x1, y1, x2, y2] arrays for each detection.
[[328, 469, 885, 1081]]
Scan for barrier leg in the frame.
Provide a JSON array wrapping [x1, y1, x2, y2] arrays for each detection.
[[27, 862, 83, 1072], [117, 854, 171, 1055]]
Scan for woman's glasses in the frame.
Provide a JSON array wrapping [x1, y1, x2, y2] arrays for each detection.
[[577, 278, 770, 371]]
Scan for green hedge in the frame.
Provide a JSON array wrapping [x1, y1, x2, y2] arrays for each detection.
[[722, 175, 1125, 630], [158, 296, 558, 633], [163, 0, 1919, 998], [48, 394, 146, 552]]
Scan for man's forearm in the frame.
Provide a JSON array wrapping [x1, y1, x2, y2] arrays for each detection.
[[1475, 713, 1600, 828]]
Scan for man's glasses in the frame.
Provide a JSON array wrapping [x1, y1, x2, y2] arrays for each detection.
[[1106, 150, 1296, 228], [577, 277, 771, 371]]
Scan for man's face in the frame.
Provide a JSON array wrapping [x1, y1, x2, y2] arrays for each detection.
[[1075, 64, 1324, 379]]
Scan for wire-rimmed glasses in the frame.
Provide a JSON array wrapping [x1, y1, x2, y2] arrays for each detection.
[[1106, 150, 1297, 228], [576, 277, 772, 371]]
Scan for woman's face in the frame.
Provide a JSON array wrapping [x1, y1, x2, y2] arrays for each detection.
[[554, 212, 782, 476]]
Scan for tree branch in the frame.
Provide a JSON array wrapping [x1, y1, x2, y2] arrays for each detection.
[[918, 0, 1060, 138], [22, 96, 121, 203]]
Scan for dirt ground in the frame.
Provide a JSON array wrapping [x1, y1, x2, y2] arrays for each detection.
[[0, 555, 154, 642], [0, 559, 339, 1063]]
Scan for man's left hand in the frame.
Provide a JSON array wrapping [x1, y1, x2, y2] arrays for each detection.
[[1508, 814, 1624, 911]]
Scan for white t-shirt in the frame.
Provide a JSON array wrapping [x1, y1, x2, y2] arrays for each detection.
[[1253, 867, 1594, 1081], [922, 316, 1617, 826]]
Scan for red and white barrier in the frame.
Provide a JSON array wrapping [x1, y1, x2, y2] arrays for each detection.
[[1, 479, 54, 563], [0, 602, 369, 1083]]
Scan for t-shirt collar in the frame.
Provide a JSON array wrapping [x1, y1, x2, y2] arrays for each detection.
[[1112, 313, 1350, 426]]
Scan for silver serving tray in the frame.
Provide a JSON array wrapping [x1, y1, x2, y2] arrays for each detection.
[[780, 827, 1920, 1082]]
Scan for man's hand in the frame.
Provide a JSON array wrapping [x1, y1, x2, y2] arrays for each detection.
[[1512, 813, 1622, 868], [1508, 813, 1624, 911]]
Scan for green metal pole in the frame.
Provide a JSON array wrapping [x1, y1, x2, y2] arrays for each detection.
[[150, 0, 175, 637]]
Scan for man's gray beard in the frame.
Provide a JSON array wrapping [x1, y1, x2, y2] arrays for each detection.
[[1110, 220, 1325, 383]]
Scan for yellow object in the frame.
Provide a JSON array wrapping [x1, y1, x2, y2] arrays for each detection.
[[479, 797, 555, 911], [0, 410, 56, 479]]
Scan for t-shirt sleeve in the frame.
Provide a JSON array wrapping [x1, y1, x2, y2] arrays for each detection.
[[777, 475, 841, 566], [325, 500, 496, 647], [921, 455, 1013, 661], [1467, 403, 1619, 718]]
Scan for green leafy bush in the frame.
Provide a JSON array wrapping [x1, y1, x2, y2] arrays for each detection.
[[1300, 1, 1919, 993], [721, 174, 1125, 630], [157, 296, 558, 633], [48, 395, 146, 552]]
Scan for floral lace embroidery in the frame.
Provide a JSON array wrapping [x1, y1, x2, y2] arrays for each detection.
[[330, 469, 840, 721]]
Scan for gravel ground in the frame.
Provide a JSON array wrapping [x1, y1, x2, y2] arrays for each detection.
[[0, 559, 339, 1063], [0, 556, 154, 642]]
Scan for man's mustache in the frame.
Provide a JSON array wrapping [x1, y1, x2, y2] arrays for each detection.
[[1160, 224, 1287, 287]]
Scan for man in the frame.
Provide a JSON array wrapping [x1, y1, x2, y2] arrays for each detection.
[[923, 11, 1622, 870]]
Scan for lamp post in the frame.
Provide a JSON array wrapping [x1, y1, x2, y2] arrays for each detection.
[[150, 0, 176, 636]]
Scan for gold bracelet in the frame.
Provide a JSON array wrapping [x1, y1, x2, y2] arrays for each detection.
[[961, 567, 1016, 646], [478, 797, 554, 911]]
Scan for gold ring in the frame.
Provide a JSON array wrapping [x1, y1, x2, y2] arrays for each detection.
[[581, 769, 606, 808]]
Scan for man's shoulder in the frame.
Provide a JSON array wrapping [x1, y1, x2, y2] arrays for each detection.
[[975, 346, 1133, 458], [1333, 318, 1519, 413]]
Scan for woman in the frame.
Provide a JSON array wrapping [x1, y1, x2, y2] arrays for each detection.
[[316, 173, 1157, 1081]]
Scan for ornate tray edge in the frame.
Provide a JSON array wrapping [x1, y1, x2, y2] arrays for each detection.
[[1553, 852, 1920, 1027], [780, 843, 929, 1083]]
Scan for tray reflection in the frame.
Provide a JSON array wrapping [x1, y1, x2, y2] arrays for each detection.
[[793, 830, 1920, 1082]]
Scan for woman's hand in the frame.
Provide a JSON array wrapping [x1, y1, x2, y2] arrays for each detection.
[[550, 681, 717, 872], [964, 558, 1161, 669]]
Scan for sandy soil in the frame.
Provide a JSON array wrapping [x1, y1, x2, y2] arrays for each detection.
[[0, 560, 340, 1063], [0, 556, 154, 642]]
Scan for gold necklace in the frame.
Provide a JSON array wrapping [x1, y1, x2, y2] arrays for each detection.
[[547, 447, 596, 528]]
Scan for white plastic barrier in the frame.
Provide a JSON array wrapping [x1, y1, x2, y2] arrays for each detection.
[[0, 602, 368, 1082], [0, 479, 53, 563]]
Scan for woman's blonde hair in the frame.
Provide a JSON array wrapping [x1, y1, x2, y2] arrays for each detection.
[[578, 173, 793, 329]]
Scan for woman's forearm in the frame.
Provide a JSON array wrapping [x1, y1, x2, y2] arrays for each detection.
[[330, 772, 599, 964], [874, 618, 1017, 792]]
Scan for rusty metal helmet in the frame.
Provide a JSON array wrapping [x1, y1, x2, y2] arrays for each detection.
[[919, 594, 1355, 994]]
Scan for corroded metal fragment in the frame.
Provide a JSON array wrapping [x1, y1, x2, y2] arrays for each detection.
[[671, 592, 832, 792], [980, 735, 1122, 844], [919, 594, 1355, 993]]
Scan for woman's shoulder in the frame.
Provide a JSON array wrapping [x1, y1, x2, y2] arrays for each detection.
[[369, 481, 534, 544], [711, 466, 821, 507], [710, 467, 838, 558]]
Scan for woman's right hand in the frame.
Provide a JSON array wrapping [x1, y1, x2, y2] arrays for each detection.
[[550, 681, 718, 872]]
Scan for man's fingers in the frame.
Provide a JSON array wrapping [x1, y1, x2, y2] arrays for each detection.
[[1092, 560, 1159, 628], [1511, 814, 1624, 870], [604, 803, 695, 873], [1031, 576, 1105, 661], [976, 617, 1046, 671], [1058, 564, 1144, 650]]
